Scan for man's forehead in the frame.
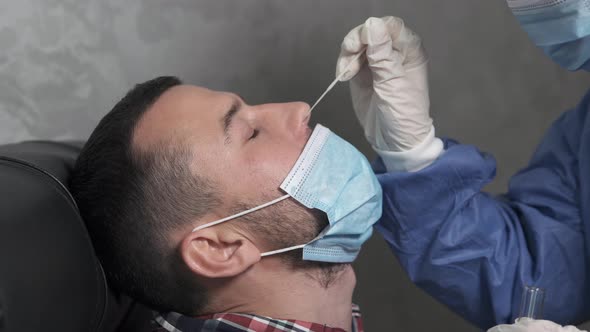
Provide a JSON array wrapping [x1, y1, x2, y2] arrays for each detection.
[[151, 84, 224, 118], [133, 84, 229, 150], [158, 84, 215, 106]]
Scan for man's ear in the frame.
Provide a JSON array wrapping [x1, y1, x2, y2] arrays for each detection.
[[180, 227, 261, 279]]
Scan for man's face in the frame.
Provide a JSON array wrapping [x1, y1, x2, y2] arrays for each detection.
[[134, 85, 320, 249]]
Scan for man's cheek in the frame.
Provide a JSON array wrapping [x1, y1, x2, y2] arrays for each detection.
[[248, 158, 291, 188]]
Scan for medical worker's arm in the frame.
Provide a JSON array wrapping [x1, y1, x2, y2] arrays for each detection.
[[374, 92, 590, 328], [338, 16, 590, 328]]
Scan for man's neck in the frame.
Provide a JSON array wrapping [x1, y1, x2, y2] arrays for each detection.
[[207, 262, 356, 331]]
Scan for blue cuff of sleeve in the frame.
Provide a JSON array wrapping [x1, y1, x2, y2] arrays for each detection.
[[373, 126, 444, 172]]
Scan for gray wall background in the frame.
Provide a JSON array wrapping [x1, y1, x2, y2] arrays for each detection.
[[1, 0, 589, 331]]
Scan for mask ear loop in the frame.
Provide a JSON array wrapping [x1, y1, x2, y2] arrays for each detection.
[[260, 244, 306, 257], [192, 193, 324, 258], [192, 194, 290, 232], [260, 225, 331, 257], [308, 48, 367, 114]]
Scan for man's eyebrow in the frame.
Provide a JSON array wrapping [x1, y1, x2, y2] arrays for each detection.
[[222, 98, 242, 145]]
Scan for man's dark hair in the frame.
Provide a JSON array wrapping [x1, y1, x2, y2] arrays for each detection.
[[69, 76, 218, 315]]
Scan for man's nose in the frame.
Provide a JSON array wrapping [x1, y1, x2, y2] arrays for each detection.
[[285, 101, 311, 130], [283, 101, 310, 115], [259, 101, 310, 138], [260, 101, 309, 120], [254, 101, 310, 130], [285, 101, 311, 122]]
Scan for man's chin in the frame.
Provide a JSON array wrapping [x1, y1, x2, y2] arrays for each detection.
[[304, 262, 351, 289]]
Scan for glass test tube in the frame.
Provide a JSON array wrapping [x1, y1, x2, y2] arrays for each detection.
[[518, 285, 545, 320]]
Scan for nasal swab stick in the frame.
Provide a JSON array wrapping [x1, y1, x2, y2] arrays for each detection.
[[308, 49, 366, 114]]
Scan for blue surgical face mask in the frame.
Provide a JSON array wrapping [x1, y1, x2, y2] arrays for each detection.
[[192, 124, 382, 263], [508, 0, 590, 70]]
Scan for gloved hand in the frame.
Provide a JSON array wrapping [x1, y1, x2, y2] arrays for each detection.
[[488, 318, 587, 332], [336, 16, 443, 171]]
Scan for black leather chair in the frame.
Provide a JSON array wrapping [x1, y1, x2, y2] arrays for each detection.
[[0, 141, 154, 332]]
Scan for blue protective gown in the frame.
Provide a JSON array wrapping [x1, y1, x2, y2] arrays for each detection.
[[374, 89, 590, 329]]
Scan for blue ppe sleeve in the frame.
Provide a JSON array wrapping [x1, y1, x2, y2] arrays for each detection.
[[374, 89, 590, 329]]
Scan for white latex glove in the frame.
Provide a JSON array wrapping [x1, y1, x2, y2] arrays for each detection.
[[488, 318, 587, 332], [336, 16, 443, 171]]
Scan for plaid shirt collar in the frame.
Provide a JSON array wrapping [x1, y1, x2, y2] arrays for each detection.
[[153, 304, 363, 332]]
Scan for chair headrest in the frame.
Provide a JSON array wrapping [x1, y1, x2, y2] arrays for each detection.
[[0, 141, 151, 332]]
